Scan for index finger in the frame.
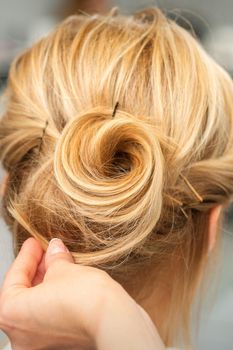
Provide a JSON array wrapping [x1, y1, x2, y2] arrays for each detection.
[[1, 237, 44, 291]]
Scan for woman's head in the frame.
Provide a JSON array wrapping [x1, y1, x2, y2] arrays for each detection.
[[1, 6, 233, 348]]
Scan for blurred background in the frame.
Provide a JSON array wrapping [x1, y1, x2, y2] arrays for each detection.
[[0, 1, 233, 349]]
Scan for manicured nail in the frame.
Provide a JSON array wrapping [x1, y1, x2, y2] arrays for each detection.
[[47, 238, 69, 255]]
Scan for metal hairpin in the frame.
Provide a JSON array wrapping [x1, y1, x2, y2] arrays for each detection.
[[180, 173, 203, 202], [166, 174, 203, 219], [112, 101, 119, 118], [37, 103, 120, 154], [37, 119, 49, 153]]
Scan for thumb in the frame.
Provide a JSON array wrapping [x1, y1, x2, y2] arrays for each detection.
[[45, 238, 74, 271]]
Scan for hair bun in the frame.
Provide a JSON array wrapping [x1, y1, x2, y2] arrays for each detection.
[[54, 106, 165, 264]]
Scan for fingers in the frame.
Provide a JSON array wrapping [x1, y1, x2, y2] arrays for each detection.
[[2, 237, 75, 292], [31, 253, 46, 286], [45, 238, 74, 272], [2, 237, 44, 291]]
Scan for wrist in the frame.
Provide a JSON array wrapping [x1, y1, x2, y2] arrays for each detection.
[[93, 287, 166, 350], [72, 272, 122, 349], [93, 284, 142, 350], [85, 278, 131, 349]]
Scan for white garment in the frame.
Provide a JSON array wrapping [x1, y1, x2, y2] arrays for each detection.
[[2, 342, 11, 350]]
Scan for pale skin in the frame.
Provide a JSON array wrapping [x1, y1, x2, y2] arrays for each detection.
[[0, 174, 222, 349]]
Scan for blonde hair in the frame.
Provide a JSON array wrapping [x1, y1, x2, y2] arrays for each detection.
[[1, 6, 233, 348]]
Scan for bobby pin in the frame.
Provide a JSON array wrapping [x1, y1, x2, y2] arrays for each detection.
[[165, 193, 183, 206], [112, 101, 119, 118], [180, 207, 189, 219], [180, 173, 203, 202], [37, 119, 49, 153]]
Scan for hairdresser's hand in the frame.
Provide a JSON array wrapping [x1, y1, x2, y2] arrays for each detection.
[[0, 237, 165, 350]]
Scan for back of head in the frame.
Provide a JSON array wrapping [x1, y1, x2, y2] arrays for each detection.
[[1, 6, 233, 348]]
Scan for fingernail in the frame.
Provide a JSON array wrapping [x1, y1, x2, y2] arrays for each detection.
[[47, 238, 69, 255]]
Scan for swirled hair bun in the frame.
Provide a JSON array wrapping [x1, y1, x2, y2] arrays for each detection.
[[1, 6, 233, 347], [53, 106, 166, 263]]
